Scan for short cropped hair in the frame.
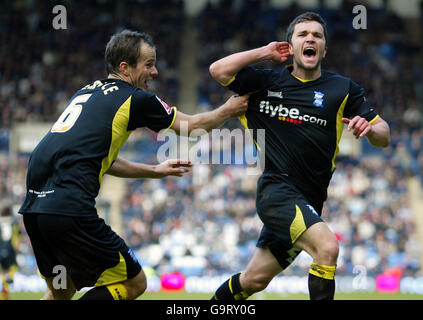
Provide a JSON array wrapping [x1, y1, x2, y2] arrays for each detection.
[[286, 12, 328, 45], [105, 30, 155, 75]]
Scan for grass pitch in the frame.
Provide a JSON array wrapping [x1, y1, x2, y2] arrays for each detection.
[[5, 291, 423, 300]]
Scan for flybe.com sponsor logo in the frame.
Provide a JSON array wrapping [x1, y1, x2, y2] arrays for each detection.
[[259, 101, 327, 127]]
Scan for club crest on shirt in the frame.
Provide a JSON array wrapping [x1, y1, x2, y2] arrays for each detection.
[[155, 96, 172, 114], [313, 91, 325, 108]]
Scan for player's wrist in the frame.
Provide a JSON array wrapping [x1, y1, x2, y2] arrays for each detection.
[[366, 124, 380, 141], [216, 103, 232, 121], [258, 45, 275, 61], [151, 164, 165, 178]]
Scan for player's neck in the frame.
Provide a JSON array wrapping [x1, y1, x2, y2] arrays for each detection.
[[291, 65, 321, 82], [108, 73, 131, 84]]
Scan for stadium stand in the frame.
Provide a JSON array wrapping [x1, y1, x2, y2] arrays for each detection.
[[1, 0, 422, 292]]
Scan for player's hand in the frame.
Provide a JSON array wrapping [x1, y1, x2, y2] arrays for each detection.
[[266, 41, 292, 63], [223, 94, 250, 118], [342, 116, 372, 139], [154, 159, 192, 177]]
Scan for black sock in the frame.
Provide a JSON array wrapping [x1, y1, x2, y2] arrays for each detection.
[[308, 263, 336, 300], [79, 286, 114, 300], [211, 272, 249, 300]]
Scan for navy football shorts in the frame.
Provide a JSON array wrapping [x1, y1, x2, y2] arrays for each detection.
[[256, 172, 324, 269], [23, 213, 142, 290]]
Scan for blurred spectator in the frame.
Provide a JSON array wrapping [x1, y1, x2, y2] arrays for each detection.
[[0, 0, 183, 128]]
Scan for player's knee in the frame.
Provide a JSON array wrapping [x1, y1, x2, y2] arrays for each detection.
[[44, 277, 76, 300], [44, 288, 75, 300], [125, 271, 147, 299], [317, 240, 339, 265], [241, 272, 272, 294]]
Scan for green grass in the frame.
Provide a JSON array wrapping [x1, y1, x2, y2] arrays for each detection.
[[5, 291, 423, 300]]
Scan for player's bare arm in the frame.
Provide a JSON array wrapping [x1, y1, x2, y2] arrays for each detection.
[[106, 157, 192, 178], [342, 116, 390, 147], [170, 94, 249, 134], [209, 42, 291, 86]]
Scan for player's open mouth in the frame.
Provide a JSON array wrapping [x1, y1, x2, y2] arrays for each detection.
[[302, 47, 317, 64], [303, 47, 316, 57]]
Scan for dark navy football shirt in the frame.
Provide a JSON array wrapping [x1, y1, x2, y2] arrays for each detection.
[[227, 65, 378, 201], [19, 78, 176, 217]]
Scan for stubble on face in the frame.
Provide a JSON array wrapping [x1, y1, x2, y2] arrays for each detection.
[[289, 21, 327, 79]]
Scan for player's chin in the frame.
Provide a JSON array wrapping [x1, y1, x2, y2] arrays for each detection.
[[138, 80, 148, 90], [300, 55, 323, 69], [300, 60, 320, 71]]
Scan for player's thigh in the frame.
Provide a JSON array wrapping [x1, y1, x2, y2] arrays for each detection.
[[43, 275, 76, 300], [35, 214, 142, 291], [256, 176, 323, 249], [293, 221, 339, 264], [256, 177, 324, 266], [68, 217, 142, 291], [119, 268, 147, 299], [22, 214, 62, 281], [240, 247, 283, 290]]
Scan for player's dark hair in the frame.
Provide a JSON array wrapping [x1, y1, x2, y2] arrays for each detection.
[[105, 29, 156, 75], [286, 12, 328, 45]]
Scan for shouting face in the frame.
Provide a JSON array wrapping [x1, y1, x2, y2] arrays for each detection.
[[289, 20, 327, 73]]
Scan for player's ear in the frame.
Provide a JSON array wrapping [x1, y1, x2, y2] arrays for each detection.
[[119, 62, 130, 76], [323, 46, 327, 58], [288, 42, 294, 55]]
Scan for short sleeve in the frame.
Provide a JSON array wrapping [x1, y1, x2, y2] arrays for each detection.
[[226, 67, 280, 95], [128, 89, 176, 132], [344, 80, 378, 123]]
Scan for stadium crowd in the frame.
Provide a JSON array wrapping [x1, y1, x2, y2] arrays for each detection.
[[0, 0, 422, 284]]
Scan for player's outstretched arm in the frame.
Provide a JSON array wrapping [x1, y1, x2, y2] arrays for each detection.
[[209, 42, 291, 86], [170, 94, 249, 135], [106, 157, 192, 178], [342, 116, 390, 148]]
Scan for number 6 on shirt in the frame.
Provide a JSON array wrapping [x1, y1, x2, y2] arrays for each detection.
[[51, 94, 92, 133]]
